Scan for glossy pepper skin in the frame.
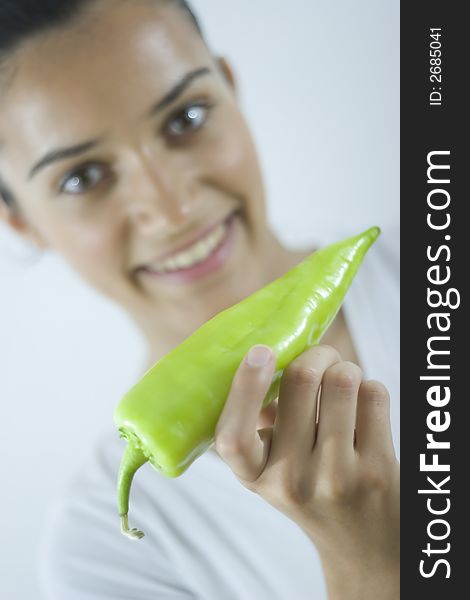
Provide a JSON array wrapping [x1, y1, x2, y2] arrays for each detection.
[[115, 226, 380, 539]]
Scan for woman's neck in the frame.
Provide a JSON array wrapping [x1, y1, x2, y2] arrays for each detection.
[[142, 241, 313, 369], [141, 241, 361, 372]]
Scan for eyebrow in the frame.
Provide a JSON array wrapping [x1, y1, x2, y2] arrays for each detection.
[[28, 139, 101, 180], [28, 66, 211, 180], [146, 66, 210, 117]]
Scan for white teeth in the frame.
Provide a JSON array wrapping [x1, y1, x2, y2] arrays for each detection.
[[149, 221, 228, 273]]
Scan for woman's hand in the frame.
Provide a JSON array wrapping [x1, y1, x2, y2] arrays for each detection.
[[214, 344, 400, 600]]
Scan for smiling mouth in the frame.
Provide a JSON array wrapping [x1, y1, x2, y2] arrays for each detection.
[[136, 211, 238, 276]]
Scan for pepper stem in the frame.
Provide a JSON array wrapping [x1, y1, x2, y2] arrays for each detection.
[[117, 440, 148, 540]]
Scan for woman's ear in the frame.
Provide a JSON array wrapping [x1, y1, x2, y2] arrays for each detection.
[[216, 56, 237, 93], [0, 200, 48, 249]]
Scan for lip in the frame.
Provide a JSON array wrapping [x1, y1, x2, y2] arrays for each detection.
[[147, 211, 236, 266], [137, 211, 238, 285]]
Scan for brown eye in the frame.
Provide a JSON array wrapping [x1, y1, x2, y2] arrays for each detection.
[[59, 163, 110, 194], [164, 103, 212, 138]]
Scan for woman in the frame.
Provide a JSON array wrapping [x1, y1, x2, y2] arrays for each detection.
[[0, 1, 400, 598]]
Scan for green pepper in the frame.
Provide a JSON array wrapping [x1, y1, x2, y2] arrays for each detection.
[[115, 226, 380, 539]]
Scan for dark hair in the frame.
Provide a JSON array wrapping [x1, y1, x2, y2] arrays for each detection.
[[0, 178, 15, 207], [0, 0, 203, 208], [0, 0, 202, 56]]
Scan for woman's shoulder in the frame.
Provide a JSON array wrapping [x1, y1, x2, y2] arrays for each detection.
[[289, 220, 399, 271], [340, 220, 400, 452], [36, 429, 200, 598], [371, 220, 400, 280]]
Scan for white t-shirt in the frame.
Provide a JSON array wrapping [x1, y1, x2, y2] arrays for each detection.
[[37, 224, 400, 600]]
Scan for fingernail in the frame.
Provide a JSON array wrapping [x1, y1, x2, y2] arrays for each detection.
[[246, 345, 272, 368]]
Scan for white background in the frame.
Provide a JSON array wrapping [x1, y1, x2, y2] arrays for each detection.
[[0, 1, 399, 597]]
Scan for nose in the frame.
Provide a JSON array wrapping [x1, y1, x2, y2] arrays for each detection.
[[123, 151, 194, 234]]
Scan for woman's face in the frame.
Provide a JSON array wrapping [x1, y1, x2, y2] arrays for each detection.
[[0, 0, 275, 331]]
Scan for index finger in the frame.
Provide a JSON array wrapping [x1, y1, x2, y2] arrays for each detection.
[[214, 345, 276, 482]]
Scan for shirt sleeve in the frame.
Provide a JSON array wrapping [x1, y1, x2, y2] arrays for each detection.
[[37, 442, 197, 600], [341, 220, 400, 453]]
